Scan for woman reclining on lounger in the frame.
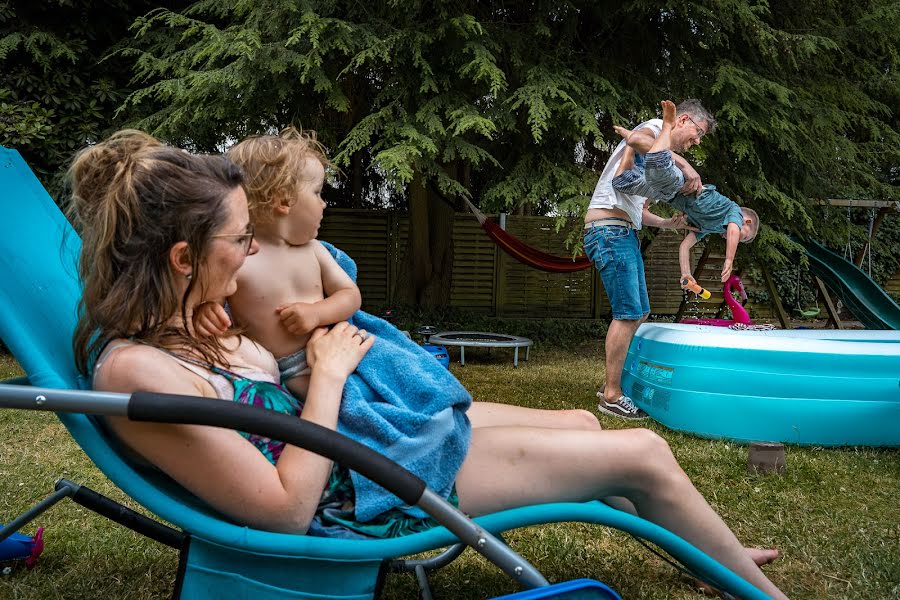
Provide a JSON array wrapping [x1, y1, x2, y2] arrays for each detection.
[[67, 130, 788, 599]]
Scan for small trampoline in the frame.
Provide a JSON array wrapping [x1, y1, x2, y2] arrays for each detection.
[[428, 331, 533, 367]]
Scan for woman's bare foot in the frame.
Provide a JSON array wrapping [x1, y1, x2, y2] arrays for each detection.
[[688, 548, 780, 596], [747, 547, 779, 567], [661, 99, 677, 129]]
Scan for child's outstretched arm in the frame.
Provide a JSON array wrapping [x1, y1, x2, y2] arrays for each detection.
[[721, 222, 741, 282], [679, 231, 699, 282], [193, 302, 232, 337], [276, 242, 362, 337]]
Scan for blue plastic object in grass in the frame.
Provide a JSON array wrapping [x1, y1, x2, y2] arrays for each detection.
[[491, 578, 622, 599], [421, 344, 450, 369], [0, 527, 43, 567]]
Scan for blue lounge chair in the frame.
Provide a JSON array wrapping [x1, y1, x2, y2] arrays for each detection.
[[0, 146, 772, 600]]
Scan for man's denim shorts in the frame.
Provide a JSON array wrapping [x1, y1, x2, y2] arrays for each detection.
[[584, 225, 650, 320]]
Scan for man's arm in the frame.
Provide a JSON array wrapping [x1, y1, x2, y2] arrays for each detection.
[[721, 222, 741, 282], [641, 200, 696, 230], [670, 152, 703, 195]]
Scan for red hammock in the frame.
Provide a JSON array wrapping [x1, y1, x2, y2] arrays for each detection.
[[463, 198, 593, 273]]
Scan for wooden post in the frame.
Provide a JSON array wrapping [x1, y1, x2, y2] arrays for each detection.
[[854, 207, 888, 268], [815, 276, 844, 329], [387, 211, 399, 305], [760, 263, 792, 329], [493, 213, 507, 317]]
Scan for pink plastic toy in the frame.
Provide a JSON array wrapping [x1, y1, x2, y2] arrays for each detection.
[[680, 274, 752, 327]]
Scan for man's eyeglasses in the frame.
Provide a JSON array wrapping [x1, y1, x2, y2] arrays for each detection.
[[212, 224, 255, 254], [685, 115, 707, 140]]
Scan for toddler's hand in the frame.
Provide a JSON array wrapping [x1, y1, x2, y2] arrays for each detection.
[[306, 323, 374, 380], [276, 302, 321, 336], [721, 260, 733, 283], [193, 302, 231, 337], [680, 274, 697, 290]]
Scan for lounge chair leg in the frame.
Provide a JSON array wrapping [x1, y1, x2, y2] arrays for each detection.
[[60, 478, 183, 548], [0, 481, 76, 543], [414, 564, 433, 600], [460, 346, 465, 366], [514, 347, 519, 367], [386, 542, 468, 599]]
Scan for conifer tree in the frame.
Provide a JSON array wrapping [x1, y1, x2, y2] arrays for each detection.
[[0, 1, 161, 193], [120, 0, 900, 302]]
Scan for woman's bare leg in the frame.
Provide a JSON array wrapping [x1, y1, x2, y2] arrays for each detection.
[[455, 426, 788, 600], [468, 401, 601, 430]]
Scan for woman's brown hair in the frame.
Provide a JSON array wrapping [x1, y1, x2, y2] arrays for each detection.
[[68, 130, 244, 375]]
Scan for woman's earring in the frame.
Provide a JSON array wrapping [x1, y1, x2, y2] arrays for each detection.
[[186, 273, 192, 281]]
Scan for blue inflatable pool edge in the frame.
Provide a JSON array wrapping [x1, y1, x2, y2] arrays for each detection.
[[622, 324, 900, 447]]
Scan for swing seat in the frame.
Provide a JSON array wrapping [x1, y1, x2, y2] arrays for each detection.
[[794, 307, 821, 319]]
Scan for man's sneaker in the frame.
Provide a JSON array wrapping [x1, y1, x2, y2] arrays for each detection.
[[596, 393, 649, 420]]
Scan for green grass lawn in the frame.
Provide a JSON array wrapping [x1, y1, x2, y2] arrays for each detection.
[[1, 348, 898, 599]]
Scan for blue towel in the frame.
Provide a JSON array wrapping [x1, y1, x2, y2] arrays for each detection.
[[321, 242, 472, 522]]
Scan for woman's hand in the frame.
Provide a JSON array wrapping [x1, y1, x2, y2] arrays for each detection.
[[305, 322, 374, 380]]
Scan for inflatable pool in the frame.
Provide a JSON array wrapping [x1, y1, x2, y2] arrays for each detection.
[[621, 324, 900, 446]]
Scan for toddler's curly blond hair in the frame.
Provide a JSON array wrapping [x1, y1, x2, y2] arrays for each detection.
[[227, 127, 331, 223]]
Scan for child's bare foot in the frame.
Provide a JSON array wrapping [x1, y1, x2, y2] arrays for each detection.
[[661, 99, 677, 129], [613, 125, 634, 144]]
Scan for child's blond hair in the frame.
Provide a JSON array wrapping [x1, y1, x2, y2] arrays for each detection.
[[740, 207, 760, 243], [227, 127, 331, 222]]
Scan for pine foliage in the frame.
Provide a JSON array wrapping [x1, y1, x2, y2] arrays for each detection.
[[0, 1, 159, 193], [25, 0, 900, 257]]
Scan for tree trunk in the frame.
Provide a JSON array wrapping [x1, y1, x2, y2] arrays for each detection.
[[403, 170, 454, 306], [351, 151, 363, 208]]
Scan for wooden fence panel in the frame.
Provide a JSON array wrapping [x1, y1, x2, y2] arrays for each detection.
[[450, 214, 497, 312], [500, 218, 594, 318], [319, 209, 394, 308], [317, 209, 782, 319], [644, 231, 690, 314], [885, 268, 900, 303]]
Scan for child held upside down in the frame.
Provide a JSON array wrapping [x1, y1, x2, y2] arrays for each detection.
[[193, 128, 363, 400], [612, 100, 759, 287]]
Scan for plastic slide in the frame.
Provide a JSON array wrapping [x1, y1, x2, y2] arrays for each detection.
[[797, 238, 900, 330]]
